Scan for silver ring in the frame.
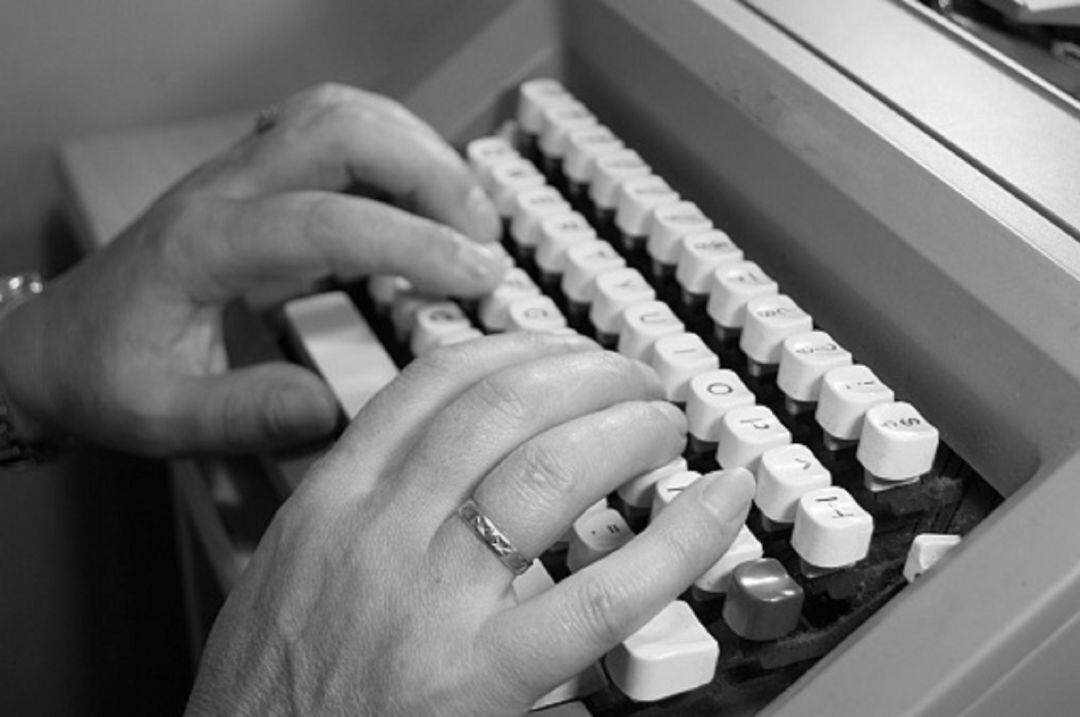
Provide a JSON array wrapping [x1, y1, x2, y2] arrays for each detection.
[[253, 105, 280, 135], [457, 498, 532, 576]]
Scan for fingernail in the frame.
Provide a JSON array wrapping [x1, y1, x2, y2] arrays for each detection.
[[460, 239, 510, 282], [466, 185, 502, 244], [700, 468, 755, 522], [653, 400, 688, 430], [271, 382, 338, 443], [554, 332, 601, 351]]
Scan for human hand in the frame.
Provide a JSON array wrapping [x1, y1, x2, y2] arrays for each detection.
[[186, 332, 754, 716], [0, 83, 508, 456]]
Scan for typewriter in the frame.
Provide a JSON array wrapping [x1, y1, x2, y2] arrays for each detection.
[[272, 69, 1001, 713], [61, 1, 1080, 714]]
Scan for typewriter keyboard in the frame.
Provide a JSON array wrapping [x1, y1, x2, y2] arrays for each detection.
[[277, 78, 1002, 716]]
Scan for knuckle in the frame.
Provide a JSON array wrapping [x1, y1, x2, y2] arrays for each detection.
[[469, 373, 532, 426], [366, 92, 409, 117], [216, 389, 253, 452], [428, 221, 466, 253], [261, 387, 296, 441], [587, 349, 664, 398], [657, 520, 703, 571], [573, 350, 658, 401], [308, 84, 418, 138], [514, 440, 576, 501], [417, 129, 469, 168], [402, 338, 474, 380], [590, 349, 641, 386], [572, 576, 631, 648], [299, 83, 379, 133], [304, 81, 362, 110], [643, 399, 687, 438], [301, 192, 340, 244]]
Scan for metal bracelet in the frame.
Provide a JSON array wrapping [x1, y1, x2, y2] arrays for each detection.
[[0, 272, 46, 469]]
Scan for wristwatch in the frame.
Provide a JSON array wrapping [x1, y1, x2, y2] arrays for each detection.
[[0, 272, 46, 469]]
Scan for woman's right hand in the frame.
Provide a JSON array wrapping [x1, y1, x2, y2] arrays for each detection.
[[186, 331, 754, 716]]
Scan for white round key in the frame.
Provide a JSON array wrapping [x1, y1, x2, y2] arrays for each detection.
[[646, 201, 713, 270], [511, 560, 556, 603], [618, 457, 689, 509], [590, 150, 651, 211], [555, 496, 611, 548], [650, 470, 702, 519], [791, 486, 873, 569], [606, 600, 719, 703], [614, 175, 680, 239], [674, 229, 744, 297], [777, 331, 853, 403], [563, 125, 624, 184], [755, 444, 832, 524], [566, 508, 634, 572], [517, 78, 571, 134], [368, 274, 408, 311], [694, 523, 764, 595], [815, 364, 895, 441], [716, 405, 792, 471], [617, 301, 684, 362], [410, 301, 472, 356], [390, 291, 435, 342], [430, 326, 483, 350], [535, 212, 597, 276], [506, 295, 567, 332], [589, 267, 656, 335], [510, 186, 572, 251], [538, 100, 598, 160], [685, 369, 756, 444], [478, 267, 541, 331], [488, 158, 546, 217], [903, 533, 961, 583], [465, 136, 519, 179], [650, 333, 720, 403], [740, 295, 813, 367], [705, 261, 779, 330], [561, 240, 627, 305], [856, 401, 939, 481]]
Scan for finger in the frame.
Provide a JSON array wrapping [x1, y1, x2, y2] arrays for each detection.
[[307, 332, 600, 496], [397, 350, 666, 518], [165, 362, 339, 454], [212, 84, 501, 244], [432, 400, 686, 585], [178, 191, 510, 302], [482, 468, 754, 695], [273, 83, 442, 140]]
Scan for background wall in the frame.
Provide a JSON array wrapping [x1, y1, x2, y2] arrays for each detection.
[[0, 1, 506, 713], [0, 0, 506, 275]]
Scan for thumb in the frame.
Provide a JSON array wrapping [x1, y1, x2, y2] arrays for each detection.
[[171, 363, 339, 453]]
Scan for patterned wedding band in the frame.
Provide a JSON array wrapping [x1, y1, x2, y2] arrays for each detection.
[[253, 105, 281, 135], [457, 498, 532, 576]]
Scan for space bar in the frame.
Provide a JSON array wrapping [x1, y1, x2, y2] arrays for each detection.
[[283, 291, 399, 419]]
